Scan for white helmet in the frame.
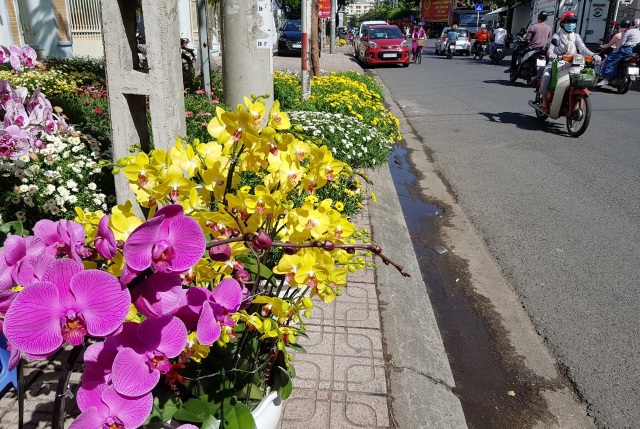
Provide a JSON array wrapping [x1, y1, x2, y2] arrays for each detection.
[[480, 24, 486, 29]]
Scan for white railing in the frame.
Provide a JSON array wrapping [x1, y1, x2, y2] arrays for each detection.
[[69, 0, 102, 40]]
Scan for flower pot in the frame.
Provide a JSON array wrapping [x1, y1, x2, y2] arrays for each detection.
[[252, 391, 283, 429]]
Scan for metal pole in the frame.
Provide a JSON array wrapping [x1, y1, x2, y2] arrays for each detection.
[[197, 0, 211, 101], [301, 0, 311, 99], [330, 0, 337, 53]]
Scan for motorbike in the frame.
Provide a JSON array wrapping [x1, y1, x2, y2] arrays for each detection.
[[181, 37, 196, 71], [510, 38, 548, 85], [473, 41, 488, 60], [447, 40, 456, 59], [595, 41, 640, 94], [490, 43, 505, 65], [528, 51, 595, 137]]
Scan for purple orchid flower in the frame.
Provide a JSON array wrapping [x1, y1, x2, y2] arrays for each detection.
[[123, 205, 206, 275], [0, 45, 10, 63], [3, 258, 130, 357], [9, 45, 24, 73], [180, 278, 243, 346], [95, 215, 117, 260], [71, 384, 152, 429], [0, 235, 46, 290], [111, 315, 187, 397], [0, 125, 31, 160], [34, 219, 92, 261], [131, 272, 184, 318], [0, 290, 18, 333], [3, 99, 29, 128]]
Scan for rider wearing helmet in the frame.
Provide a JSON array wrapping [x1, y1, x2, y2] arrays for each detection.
[[539, 11, 597, 112], [489, 21, 507, 56], [473, 23, 490, 55], [508, 10, 552, 72], [598, 18, 640, 86]]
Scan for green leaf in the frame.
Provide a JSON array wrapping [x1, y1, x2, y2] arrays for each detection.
[[144, 391, 179, 425], [217, 397, 257, 429], [272, 367, 293, 400], [174, 398, 215, 423], [0, 221, 28, 244], [236, 254, 274, 280], [286, 342, 307, 353], [201, 414, 222, 429]]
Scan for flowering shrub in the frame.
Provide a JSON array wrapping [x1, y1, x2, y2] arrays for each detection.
[[289, 110, 392, 168], [0, 68, 78, 96], [0, 98, 407, 428], [0, 129, 114, 227]]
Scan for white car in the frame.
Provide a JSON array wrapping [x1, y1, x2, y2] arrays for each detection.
[[435, 27, 471, 56], [354, 20, 388, 56]]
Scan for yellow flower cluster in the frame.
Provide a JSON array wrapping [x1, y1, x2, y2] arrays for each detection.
[[0, 69, 77, 96], [116, 97, 367, 312]]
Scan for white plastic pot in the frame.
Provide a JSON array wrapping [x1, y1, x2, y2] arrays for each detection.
[[251, 391, 283, 429]]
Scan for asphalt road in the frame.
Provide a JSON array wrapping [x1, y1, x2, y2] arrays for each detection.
[[373, 41, 640, 429]]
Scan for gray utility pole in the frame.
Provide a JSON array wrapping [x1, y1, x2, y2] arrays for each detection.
[[330, 0, 337, 53], [301, 0, 312, 98], [196, 0, 212, 100], [222, 0, 274, 112]]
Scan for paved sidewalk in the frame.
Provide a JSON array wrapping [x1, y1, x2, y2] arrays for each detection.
[[0, 45, 467, 429]]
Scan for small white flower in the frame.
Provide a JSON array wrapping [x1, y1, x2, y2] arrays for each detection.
[[15, 211, 26, 222], [67, 195, 78, 204], [88, 183, 97, 191], [45, 184, 56, 195]]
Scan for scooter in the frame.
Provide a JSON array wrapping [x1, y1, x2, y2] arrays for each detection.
[[596, 46, 640, 94], [447, 40, 455, 59], [528, 50, 595, 137], [181, 38, 196, 71], [473, 41, 488, 60], [510, 38, 548, 85], [490, 43, 505, 65]]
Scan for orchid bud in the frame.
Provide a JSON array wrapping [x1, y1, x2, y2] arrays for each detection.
[[209, 241, 232, 262], [251, 231, 273, 251], [322, 240, 335, 251], [28, 151, 38, 162], [282, 241, 299, 255], [231, 229, 241, 237], [235, 269, 251, 283], [346, 247, 356, 254]]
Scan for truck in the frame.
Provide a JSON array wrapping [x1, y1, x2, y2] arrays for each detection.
[[530, 0, 610, 44]]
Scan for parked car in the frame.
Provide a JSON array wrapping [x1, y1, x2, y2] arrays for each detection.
[[354, 20, 388, 56], [278, 19, 302, 56], [357, 24, 410, 68], [434, 27, 471, 56]]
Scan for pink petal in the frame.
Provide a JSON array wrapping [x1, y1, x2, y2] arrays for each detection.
[[3, 281, 64, 356], [154, 204, 184, 219], [106, 322, 146, 353], [212, 278, 243, 312], [123, 216, 164, 271], [197, 303, 221, 346], [2, 235, 26, 265], [112, 347, 160, 396], [138, 315, 187, 358], [77, 382, 107, 411], [71, 270, 130, 337], [33, 219, 61, 251], [82, 341, 118, 388], [0, 257, 12, 290], [102, 385, 153, 428], [95, 215, 117, 259], [165, 216, 206, 273], [68, 406, 107, 429], [42, 259, 83, 307], [131, 272, 183, 318]]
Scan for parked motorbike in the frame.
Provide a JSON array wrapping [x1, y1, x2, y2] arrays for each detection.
[[490, 43, 505, 65], [181, 37, 196, 71], [510, 38, 548, 85], [447, 41, 455, 59], [595, 42, 640, 94], [473, 41, 488, 60], [528, 52, 595, 137]]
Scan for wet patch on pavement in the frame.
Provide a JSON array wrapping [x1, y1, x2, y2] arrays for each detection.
[[388, 141, 570, 429]]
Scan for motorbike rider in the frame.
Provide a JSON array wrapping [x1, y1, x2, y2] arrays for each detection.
[[489, 22, 507, 56], [597, 19, 640, 87], [539, 11, 597, 113], [507, 11, 552, 73], [446, 25, 459, 52], [474, 24, 490, 54]]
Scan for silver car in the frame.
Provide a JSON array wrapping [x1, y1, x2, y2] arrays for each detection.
[[435, 27, 471, 56]]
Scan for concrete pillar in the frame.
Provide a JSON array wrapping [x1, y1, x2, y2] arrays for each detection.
[[222, 0, 274, 112], [101, 0, 186, 207]]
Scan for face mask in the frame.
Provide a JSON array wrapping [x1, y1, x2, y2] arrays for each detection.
[[564, 23, 577, 32]]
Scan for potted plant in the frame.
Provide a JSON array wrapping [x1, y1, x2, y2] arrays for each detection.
[[0, 91, 407, 428]]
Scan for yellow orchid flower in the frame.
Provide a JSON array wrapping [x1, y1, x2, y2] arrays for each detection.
[[123, 152, 158, 187], [154, 164, 198, 203], [185, 332, 210, 362], [268, 100, 291, 130], [207, 106, 232, 145], [109, 210, 143, 243], [169, 137, 202, 178], [244, 96, 267, 126]]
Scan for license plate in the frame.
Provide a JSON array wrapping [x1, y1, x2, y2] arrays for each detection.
[[536, 59, 546, 67], [382, 53, 397, 58], [628, 66, 639, 75], [292, 43, 302, 49]]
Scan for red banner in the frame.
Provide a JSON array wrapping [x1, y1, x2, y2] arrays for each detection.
[[319, 0, 331, 18], [421, 0, 452, 22]]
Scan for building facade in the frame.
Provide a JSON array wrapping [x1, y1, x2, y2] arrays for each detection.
[[346, 0, 375, 17]]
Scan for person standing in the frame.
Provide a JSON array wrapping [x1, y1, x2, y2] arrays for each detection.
[[507, 11, 552, 72]]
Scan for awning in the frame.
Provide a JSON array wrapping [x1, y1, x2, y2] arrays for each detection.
[[486, 6, 508, 15]]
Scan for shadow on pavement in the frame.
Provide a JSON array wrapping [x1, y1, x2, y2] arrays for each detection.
[[478, 111, 568, 136], [483, 79, 533, 88]]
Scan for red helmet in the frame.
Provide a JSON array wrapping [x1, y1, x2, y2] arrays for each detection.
[[560, 11, 578, 23]]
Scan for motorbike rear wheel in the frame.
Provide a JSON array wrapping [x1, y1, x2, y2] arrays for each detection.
[[566, 95, 591, 137], [617, 76, 631, 94], [447, 47, 453, 59]]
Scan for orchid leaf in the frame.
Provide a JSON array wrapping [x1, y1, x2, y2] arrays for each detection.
[[236, 254, 274, 279], [143, 391, 179, 425], [201, 414, 222, 429], [0, 221, 28, 243], [273, 367, 293, 400], [216, 397, 256, 429], [173, 398, 215, 423], [286, 342, 307, 353]]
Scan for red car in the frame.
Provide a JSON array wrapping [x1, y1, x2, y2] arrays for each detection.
[[357, 25, 410, 68]]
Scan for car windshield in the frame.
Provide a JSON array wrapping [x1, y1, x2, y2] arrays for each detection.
[[284, 21, 301, 32], [369, 27, 403, 39]]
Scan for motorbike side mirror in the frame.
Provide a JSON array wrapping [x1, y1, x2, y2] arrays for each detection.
[[551, 38, 559, 46]]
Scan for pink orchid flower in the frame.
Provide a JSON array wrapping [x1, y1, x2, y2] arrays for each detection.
[[0, 235, 46, 290], [123, 205, 205, 275], [131, 272, 184, 318], [34, 219, 92, 261], [111, 315, 187, 397], [3, 259, 130, 357], [71, 384, 152, 429], [94, 215, 117, 260], [180, 278, 243, 346]]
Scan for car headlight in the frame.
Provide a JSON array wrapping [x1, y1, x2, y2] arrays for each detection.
[[367, 42, 378, 49], [401, 40, 409, 47]]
